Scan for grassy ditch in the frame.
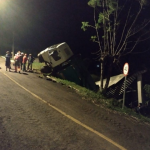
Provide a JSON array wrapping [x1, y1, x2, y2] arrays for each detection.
[[32, 61, 150, 124], [32, 62, 45, 70]]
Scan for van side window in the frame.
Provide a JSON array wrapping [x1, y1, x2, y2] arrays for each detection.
[[51, 51, 61, 61]]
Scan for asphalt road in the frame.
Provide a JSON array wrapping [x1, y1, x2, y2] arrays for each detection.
[[0, 57, 150, 150]]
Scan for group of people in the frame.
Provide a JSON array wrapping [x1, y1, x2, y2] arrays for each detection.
[[5, 51, 34, 73]]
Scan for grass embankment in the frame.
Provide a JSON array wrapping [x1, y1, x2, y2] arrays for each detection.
[[32, 62, 45, 71], [32, 61, 150, 124]]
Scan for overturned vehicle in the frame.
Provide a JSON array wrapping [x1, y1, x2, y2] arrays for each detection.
[[38, 42, 96, 91]]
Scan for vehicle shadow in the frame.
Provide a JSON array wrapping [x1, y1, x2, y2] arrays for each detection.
[[11, 71, 28, 75]]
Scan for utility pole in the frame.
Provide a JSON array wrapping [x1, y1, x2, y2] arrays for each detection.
[[12, 32, 14, 58]]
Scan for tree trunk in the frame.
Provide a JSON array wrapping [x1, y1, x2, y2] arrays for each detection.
[[103, 56, 113, 93], [100, 60, 104, 92], [104, 62, 112, 92], [100, 56, 113, 94]]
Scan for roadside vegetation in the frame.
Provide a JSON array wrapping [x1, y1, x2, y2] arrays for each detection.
[[81, 0, 150, 92], [32, 62, 45, 71], [32, 61, 150, 124]]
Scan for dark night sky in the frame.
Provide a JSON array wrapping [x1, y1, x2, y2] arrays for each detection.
[[0, 0, 96, 57], [0, 0, 150, 67]]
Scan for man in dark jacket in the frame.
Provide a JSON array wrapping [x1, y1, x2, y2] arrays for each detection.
[[5, 51, 11, 71], [27, 54, 34, 71]]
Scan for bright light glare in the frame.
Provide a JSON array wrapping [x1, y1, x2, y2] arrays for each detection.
[[0, 0, 9, 9], [0, 0, 6, 5], [0, 0, 10, 13]]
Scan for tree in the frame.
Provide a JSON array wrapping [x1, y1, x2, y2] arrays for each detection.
[[81, 0, 150, 92]]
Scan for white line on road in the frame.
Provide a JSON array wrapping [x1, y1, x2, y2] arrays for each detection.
[[1, 72, 127, 150]]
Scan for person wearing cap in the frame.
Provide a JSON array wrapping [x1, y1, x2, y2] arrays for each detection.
[[22, 54, 28, 72], [5, 51, 11, 71]]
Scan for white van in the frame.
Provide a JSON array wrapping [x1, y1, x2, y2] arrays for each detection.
[[38, 42, 73, 68]]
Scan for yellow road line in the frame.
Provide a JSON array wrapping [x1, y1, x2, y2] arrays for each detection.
[[2, 72, 127, 150]]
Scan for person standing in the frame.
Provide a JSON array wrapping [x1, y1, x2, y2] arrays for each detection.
[[27, 54, 34, 71], [20, 52, 24, 70], [14, 53, 21, 73], [5, 51, 11, 71], [22, 54, 28, 72]]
